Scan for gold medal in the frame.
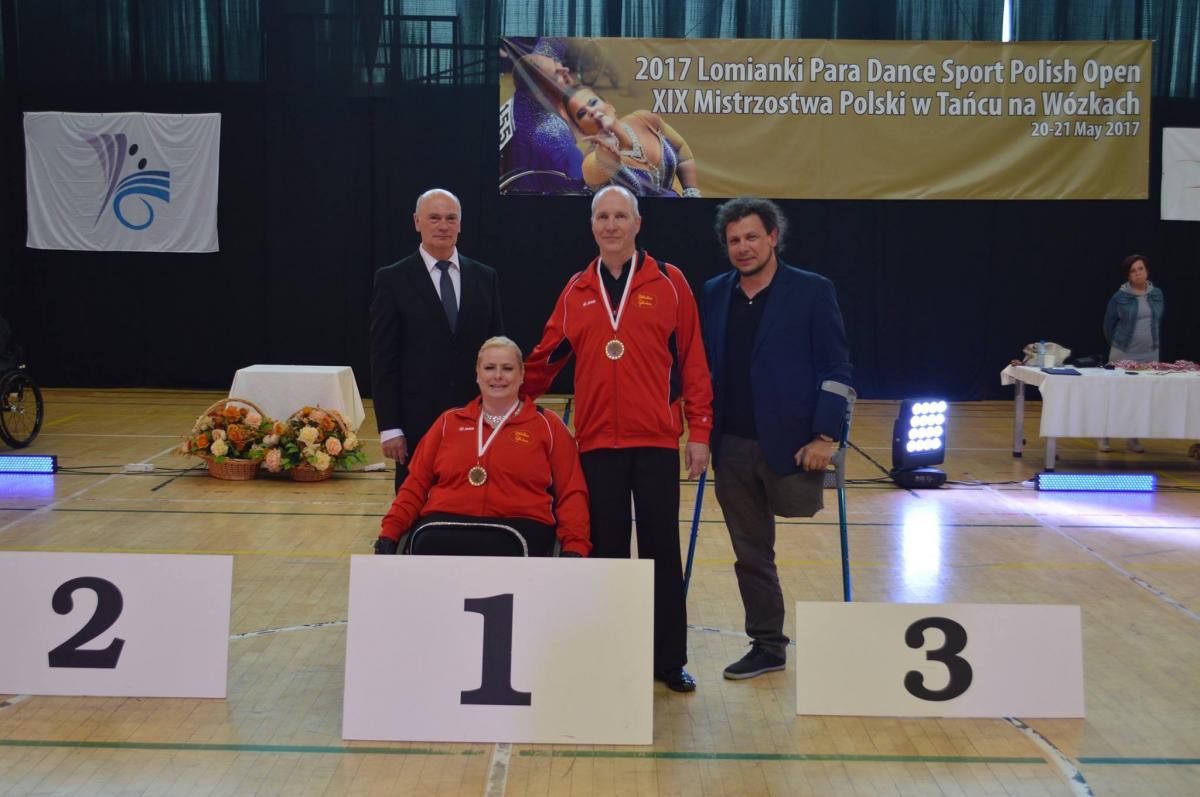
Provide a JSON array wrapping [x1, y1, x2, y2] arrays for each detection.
[[597, 255, 636, 364], [470, 398, 519, 490], [468, 465, 488, 487]]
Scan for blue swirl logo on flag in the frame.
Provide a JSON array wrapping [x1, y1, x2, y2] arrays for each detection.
[[84, 133, 171, 231], [24, 111, 220, 252]]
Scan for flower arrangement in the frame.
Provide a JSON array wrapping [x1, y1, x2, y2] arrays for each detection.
[[267, 406, 365, 478], [178, 399, 275, 480]]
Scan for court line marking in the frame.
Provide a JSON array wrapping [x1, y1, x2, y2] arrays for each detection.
[[1006, 717, 1093, 797], [0, 695, 31, 711], [230, 620, 346, 640], [46, 505, 1200, 533], [980, 484, 1200, 623], [0, 443, 179, 536], [0, 737, 1193, 766], [516, 750, 1048, 763], [51, 507, 383, 518], [484, 743, 513, 797], [7, 546, 1191, 576], [1079, 757, 1200, 765], [39, 433, 182, 438], [39, 413, 82, 429], [66, 496, 389, 508], [0, 739, 482, 756], [0, 546, 353, 559]]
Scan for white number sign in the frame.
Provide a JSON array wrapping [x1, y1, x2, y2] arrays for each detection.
[[343, 556, 653, 744], [795, 602, 1084, 718], [0, 552, 233, 698]]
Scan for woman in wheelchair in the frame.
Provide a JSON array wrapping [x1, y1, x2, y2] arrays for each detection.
[[374, 337, 591, 557]]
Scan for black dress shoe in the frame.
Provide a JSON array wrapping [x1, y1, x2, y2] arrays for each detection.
[[653, 667, 696, 692]]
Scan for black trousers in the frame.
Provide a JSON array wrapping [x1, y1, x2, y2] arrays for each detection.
[[393, 432, 424, 492], [580, 447, 686, 671]]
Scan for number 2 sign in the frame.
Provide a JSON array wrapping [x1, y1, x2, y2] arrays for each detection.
[[342, 556, 654, 744], [794, 602, 1085, 718], [0, 552, 233, 698]]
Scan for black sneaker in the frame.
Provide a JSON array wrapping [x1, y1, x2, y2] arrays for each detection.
[[723, 644, 786, 680]]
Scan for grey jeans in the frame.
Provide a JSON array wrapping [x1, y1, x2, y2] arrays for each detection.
[[714, 434, 824, 659]]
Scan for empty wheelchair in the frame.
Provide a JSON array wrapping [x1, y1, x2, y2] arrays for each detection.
[[0, 316, 43, 449]]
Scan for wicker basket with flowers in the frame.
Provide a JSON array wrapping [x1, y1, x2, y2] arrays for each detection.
[[266, 406, 365, 481], [178, 398, 274, 480]]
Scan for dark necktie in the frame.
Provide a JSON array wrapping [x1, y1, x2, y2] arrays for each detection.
[[435, 260, 458, 332]]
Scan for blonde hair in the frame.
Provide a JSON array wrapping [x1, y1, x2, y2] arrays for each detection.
[[476, 335, 524, 368]]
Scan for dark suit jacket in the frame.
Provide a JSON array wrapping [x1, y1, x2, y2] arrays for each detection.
[[701, 262, 852, 476], [369, 251, 504, 445]]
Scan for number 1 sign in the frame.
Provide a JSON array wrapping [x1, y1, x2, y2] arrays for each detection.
[[342, 556, 654, 744], [794, 602, 1085, 718], [0, 552, 233, 698]]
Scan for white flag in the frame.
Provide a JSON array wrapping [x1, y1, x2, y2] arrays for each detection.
[[1161, 127, 1200, 222], [24, 111, 220, 252]]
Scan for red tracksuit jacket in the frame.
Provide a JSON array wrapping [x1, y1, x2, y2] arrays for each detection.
[[379, 397, 591, 556], [524, 251, 713, 452]]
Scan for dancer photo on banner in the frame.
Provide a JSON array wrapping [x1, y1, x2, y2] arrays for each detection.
[[499, 37, 1151, 200]]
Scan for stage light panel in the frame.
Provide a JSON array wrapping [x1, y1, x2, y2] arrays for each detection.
[[0, 454, 57, 474], [1036, 473, 1156, 492], [892, 398, 949, 471]]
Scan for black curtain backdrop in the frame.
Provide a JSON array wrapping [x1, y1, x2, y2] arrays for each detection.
[[1, 0, 1198, 402]]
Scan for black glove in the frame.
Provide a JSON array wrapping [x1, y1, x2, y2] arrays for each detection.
[[561, 551, 582, 558], [374, 537, 399, 555]]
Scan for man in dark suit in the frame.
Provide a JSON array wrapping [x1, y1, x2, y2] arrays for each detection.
[[370, 189, 505, 490], [701, 197, 853, 680]]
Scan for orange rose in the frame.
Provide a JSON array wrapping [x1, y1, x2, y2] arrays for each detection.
[[223, 405, 241, 421], [273, 421, 287, 436], [196, 433, 209, 449], [320, 415, 335, 432], [227, 424, 251, 444]]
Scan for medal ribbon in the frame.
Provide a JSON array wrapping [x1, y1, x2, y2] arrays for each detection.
[[597, 253, 638, 335], [476, 398, 521, 463]]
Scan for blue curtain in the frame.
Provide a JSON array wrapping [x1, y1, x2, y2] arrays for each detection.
[[3, 0, 1195, 95], [1014, 0, 1197, 97]]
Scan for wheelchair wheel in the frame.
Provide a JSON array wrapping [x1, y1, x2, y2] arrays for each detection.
[[0, 370, 44, 448]]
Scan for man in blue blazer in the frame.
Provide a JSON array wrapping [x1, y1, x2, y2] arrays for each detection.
[[701, 197, 853, 680]]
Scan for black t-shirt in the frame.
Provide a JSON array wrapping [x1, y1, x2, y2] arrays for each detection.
[[722, 283, 771, 440]]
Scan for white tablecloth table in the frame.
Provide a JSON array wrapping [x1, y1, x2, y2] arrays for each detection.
[[229, 365, 366, 431], [1000, 364, 1200, 469]]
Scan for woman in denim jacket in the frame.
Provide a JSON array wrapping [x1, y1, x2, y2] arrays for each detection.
[[1100, 254, 1164, 452]]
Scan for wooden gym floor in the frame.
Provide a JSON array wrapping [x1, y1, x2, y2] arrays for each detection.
[[1, 389, 1198, 796]]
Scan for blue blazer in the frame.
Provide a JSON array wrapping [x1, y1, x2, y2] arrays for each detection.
[[701, 262, 853, 476]]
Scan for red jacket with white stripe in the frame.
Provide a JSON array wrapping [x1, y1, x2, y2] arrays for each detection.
[[524, 251, 713, 453], [379, 397, 591, 556]]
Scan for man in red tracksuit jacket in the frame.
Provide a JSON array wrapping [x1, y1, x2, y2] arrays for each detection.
[[525, 185, 713, 693]]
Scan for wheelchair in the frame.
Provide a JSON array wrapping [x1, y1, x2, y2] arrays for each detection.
[[0, 347, 43, 449], [396, 517, 561, 558]]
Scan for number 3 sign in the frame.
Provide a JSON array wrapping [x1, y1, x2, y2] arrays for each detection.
[[342, 556, 654, 744], [0, 552, 233, 698], [794, 602, 1085, 718]]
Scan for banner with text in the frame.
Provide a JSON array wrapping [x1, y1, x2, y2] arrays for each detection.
[[498, 38, 1150, 200]]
